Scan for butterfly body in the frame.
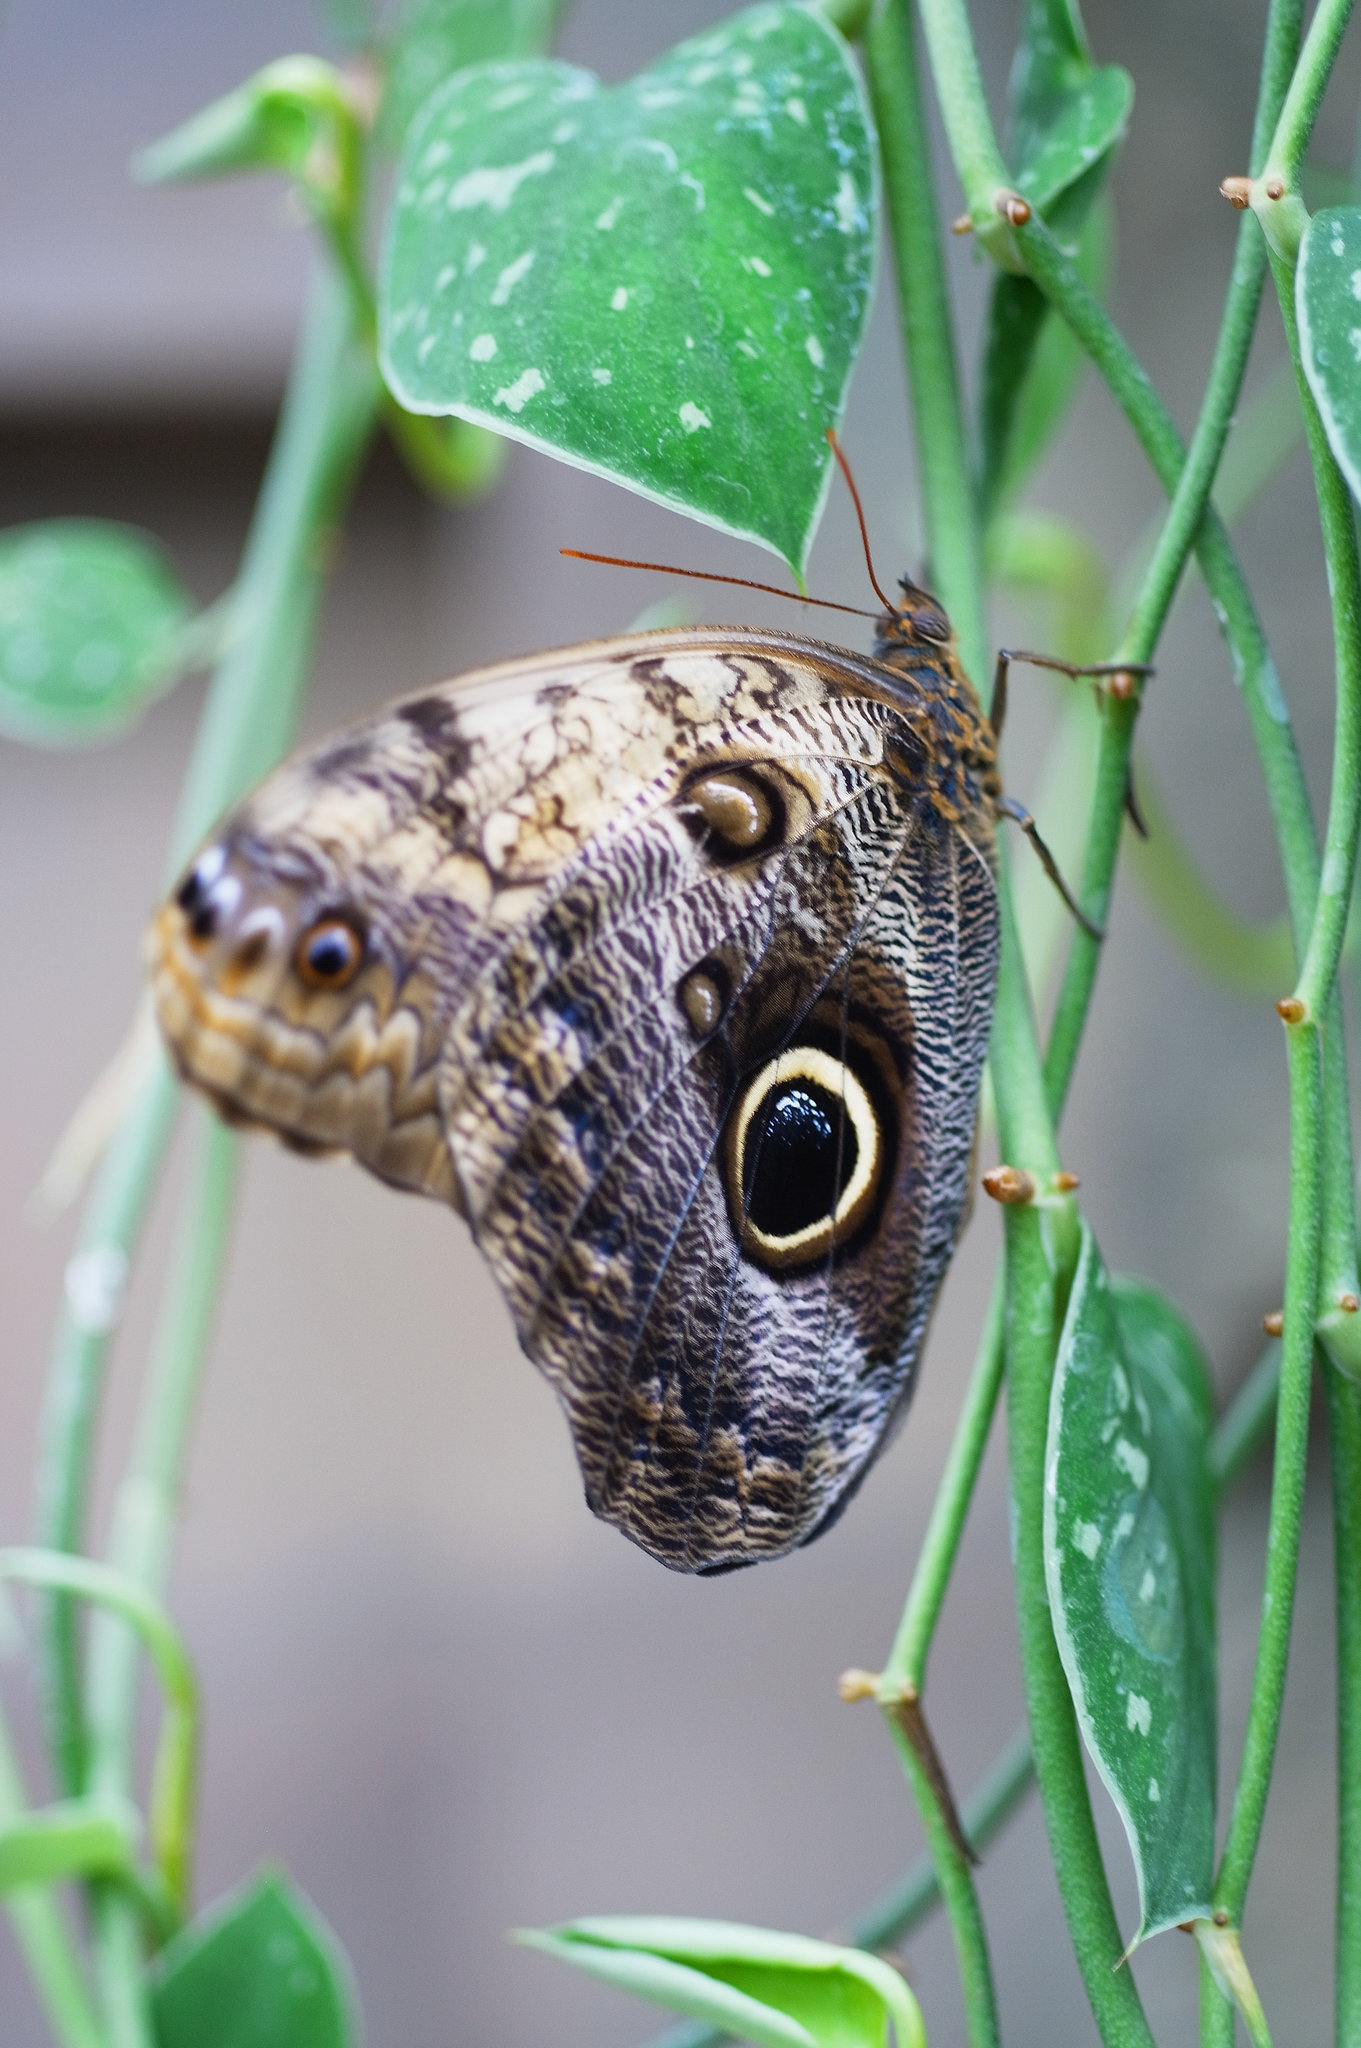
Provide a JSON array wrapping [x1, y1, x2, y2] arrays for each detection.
[[149, 604, 999, 1571]]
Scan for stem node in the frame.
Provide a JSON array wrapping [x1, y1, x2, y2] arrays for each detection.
[[982, 1165, 1036, 1205]]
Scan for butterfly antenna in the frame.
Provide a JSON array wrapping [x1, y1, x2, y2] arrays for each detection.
[[825, 429, 897, 615], [560, 549, 875, 620]]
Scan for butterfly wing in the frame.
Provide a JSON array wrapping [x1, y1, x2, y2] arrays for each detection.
[[149, 629, 998, 1571]]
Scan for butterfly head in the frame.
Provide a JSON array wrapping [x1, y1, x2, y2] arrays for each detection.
[[873, 576, 953, 658], [147, 746, 465, 1205]]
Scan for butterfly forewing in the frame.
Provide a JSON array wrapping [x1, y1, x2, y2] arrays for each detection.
[[148, 627, 999, 1572]]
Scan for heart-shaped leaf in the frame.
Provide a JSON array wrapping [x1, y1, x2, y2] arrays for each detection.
[[1298, 206, 1361, 507], [378, 0, 562, 147], [1006, 0, 1131, 216], [518, 1917, 923, 2048], [151, 1871, 357, 2048], [0, 521, 194, 746], [379, 4, 876, 574], [1044, 1224, 1217, 1949]]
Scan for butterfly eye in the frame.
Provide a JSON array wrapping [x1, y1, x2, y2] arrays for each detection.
[[296, 917, 364, 990], [725, 1047, 885, 1271]]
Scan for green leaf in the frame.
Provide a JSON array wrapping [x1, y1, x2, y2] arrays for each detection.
[[517, 1917, 923, 2048], [0, 521, 194, 746], [1044, 1225, 1218, 1949], [378, 0, 561, 147], [1298, 206, 1361, 508], [151, 1871, 357, 2048], [1005, 0, 1131, 215], [379, 4, 876, 575], [135, 56, 360, 190]]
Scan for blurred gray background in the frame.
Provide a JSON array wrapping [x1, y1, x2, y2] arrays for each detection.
[[0, 1, 1354, 2041]]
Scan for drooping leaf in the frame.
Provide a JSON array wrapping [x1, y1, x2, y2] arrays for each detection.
[[1044, 1224, 1217, 1949], [151, 1871, 357, 2048], [378, 0, 561, 147], [1298, 206, 1361, 508], [0, 521, 194, 746], [518, 1917, 923, 2048], [379, 4, 876, 575]]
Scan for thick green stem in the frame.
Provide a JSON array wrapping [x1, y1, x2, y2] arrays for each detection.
[[85, 1114, 237, 2043], [884, 1718, 999, 2045], [0, 1709, 103, 2048], [1325, 1362, 1361, 2042], [864, 0, 985, 680], [33, 265, 377, 1815]]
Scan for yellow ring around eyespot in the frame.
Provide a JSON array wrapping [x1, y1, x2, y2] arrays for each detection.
[[729, 1046, 882, 1263]]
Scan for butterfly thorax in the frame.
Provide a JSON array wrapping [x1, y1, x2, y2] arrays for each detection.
[[871, 588, 1000, 830]]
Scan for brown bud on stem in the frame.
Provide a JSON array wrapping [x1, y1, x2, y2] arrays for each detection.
[[995, 188, 1031, 226], [1054, 1171, 1081, 1192], [951, 212, 973, 235], [1341, 1293, 1360, 1314], [1276, 995, 1307, 1024], [1262, 1310, 1285, 1338], [983, 1165, 1037, 1205], [1265, 177, 1285, 200], [1220, 175, 1253, 209], [838, 1668, 881, 1703], [1108, 670, 1139, 701]]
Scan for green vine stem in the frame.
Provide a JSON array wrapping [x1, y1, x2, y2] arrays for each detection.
[[33, 266, 378, 1819], [0, 1708, 102, 2048], [84, 1113, 236, 2043], [1326, 1362, 1361, 2041]]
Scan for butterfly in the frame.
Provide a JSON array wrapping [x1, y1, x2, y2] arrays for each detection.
[[146, 579, 1002, 1574]]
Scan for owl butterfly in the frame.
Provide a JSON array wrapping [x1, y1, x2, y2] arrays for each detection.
[[148, 576, 1004, 1575]]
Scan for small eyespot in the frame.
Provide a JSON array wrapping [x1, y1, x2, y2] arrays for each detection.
[[724, 1046, 885, 1271], [679, 766, 784, 861], [296, 917, 364, 990], [678, 963, 727, 1039]]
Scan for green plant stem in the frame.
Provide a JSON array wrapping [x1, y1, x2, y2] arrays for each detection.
[[864, 0, 985, 680], [82, 1112, 236, 2042], [1210, 1345, 1283, 1494], [33, 264, 378, 1819], [1262, 0, 1356, 190], [0, 1708, 103, 2048], [908, 0, 1008, 224], [884, 1716, 999, 2046], [1325, 1361, 1361, 2041]]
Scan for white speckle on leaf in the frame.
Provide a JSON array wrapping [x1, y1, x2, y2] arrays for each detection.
[[679, 402, 711, 432], [681, 173, 706, 211], [744, 186, 775, 216], [806, 335, 825, 368], [491, 250, 535, 305], [417, 334, 437, 362], [687, 60, 721, 85], [420, 138, 453, 173], [1112, 1362, 1130, 1409], [1115, 1437, 1150, 1489], [1148, 1778, 1161, 1803], [552, 120, 578, 143], [448, 151, 555, 214], [744, 255, 772, 278], [1139, 1567, 1157, 1602], [435, 264, 456, 291], [633, 137, 679, 174], [469, 333, 497, 361], [833, 171, 860, 234], [493, 368, 546, 413], [1115, 1510, 1135, 1541], [1073, 1520, 1102, 1560], [596, 197, 623, 230], [736, 339, 759, 358], [1127, 1693, 1152, 1736], [489, 81, 534, 111], [612, 287, 629, 310], [1350, 266, 1361, 297], [1350, 327, 1361, 362], [592, 367, 612, 384], [685, 335, 694, 349], [637, 88, 683, 110], [465, 242, 487, 273], [786, 95, 808, 125]]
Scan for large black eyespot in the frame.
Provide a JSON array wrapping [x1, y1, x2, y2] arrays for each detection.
[[678, 765, 785, 863], [296, 916, 364, 990], [725, 1048, 885, 1271]]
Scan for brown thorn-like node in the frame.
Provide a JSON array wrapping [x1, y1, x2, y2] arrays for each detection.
[[1263, 1310, 1285, 1338], [1266, 177, 1285, 200], [1220, 175, 1253, 209], [951, 212, 973, 235], [887, 1690, 979, 1868], [1341, 1293, 1360, 1313], [1276, 995, 1307, 1024], [983, 1165, 1036, 1206], [1054, 1170, 1081, 1193], [1213, 1910, 1231, 1929], [995, 188, 1031, 226], [838, 1668, 881, 1703], [1108, 669, 1139, 701]]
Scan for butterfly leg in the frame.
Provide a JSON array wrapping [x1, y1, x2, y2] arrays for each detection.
[[995, 793, 1104, 940], [988, 650, 1154, 742]]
